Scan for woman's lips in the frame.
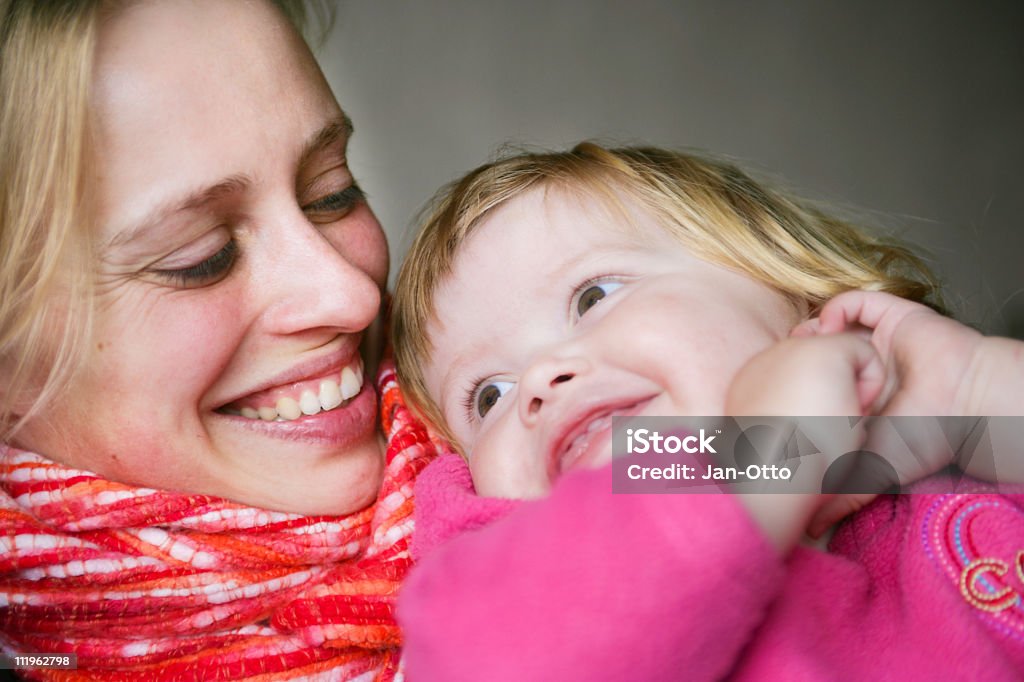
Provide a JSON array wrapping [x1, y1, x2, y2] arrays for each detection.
[[547, 396, 655, 480], [216, 381, 377, 447], [217, 356, 364, 421]]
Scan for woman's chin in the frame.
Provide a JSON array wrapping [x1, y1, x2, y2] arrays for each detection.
[[217, 436, 386, 516], [202, 383, 386, 514]]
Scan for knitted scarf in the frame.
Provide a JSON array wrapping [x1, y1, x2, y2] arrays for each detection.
[[0, 362, 437, 681]]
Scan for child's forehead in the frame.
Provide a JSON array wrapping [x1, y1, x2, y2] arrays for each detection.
[[434, 185, 691, 316], [425, 185, 683, 349], [420, 187, 651, 388], [464, 183, 658, 255]]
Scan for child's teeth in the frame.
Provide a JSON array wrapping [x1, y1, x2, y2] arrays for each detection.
[[241, 407, 259, 419], [276, 396, 302, 420], [258, 406, 278, 421], [340, 366, 361, 400], [319, 379, 343, 411], [299, 389, 321, 416]]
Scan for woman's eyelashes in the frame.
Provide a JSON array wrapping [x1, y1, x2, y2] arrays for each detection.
[[302, 184, 365, 224], [573, 278, 624, 319], [151, 238, 238, 287], [147, 184, 364, 288], [464, 379, 516, 422]]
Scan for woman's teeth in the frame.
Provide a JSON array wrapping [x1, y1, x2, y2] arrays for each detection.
[[226, 361, 364, 422]]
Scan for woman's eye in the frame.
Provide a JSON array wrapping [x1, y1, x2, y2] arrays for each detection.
[[303, 184, 365, 223], [575, 280, 623, 318], [152, 239, 238, 287], [475, 380, 515, 419]]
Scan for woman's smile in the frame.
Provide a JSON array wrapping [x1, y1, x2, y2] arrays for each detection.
[[216, 351, 366, 420]]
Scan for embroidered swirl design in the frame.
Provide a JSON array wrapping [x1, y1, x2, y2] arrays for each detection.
[[922, 495, 1024, 638]]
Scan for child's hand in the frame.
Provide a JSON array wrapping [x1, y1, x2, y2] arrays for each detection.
[[795, 291, 983, 480], [794, 290, 985, 535], [791, 290, 983, 417], [726, 333, 885, 418], [725, 333, 885, 550]]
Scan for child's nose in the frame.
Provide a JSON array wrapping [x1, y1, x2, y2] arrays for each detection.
[[518, 355, 591, 424]]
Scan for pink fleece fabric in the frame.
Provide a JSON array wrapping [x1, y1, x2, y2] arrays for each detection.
[[399, 455, 1024, 680]]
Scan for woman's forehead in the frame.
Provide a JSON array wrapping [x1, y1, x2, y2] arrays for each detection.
[[90, 0, 341, 239], [93, 0, 325, 127]]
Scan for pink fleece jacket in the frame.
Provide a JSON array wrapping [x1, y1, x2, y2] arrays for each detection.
[[398, 455, 1024, 680]]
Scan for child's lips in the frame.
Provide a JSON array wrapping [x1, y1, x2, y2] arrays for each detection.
[[546, 395, 655, 481]]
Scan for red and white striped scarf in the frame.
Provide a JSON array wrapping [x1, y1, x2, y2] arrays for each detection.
[[0, 363, 437, 681]]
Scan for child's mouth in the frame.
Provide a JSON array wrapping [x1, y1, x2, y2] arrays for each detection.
[[548, 396, 655, 479]]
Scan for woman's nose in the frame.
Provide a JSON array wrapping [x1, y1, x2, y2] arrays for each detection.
[[259, 211, 382, 337], [518, 354, 592, 425]]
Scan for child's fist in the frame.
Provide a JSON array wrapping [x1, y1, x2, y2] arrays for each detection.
[[791, 290, 983, 417]]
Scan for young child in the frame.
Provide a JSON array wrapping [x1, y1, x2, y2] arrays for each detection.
[[391, 143, 1024, 680]]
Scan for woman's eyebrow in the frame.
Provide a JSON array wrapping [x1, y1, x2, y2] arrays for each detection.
[[105, 174, 251, 249], [104, 116, 353, 251], [297, 114, 354, 169]]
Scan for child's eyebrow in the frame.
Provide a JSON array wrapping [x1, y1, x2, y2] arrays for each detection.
[[439, 339, 492, 411]]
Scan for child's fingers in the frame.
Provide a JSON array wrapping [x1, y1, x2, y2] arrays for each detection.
[[854, 342, 887, 415], [817, 290, 927, 336], [832, 332, 887, 414]]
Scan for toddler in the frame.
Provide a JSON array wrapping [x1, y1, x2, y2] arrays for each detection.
[[392, 143, 1024, 680]]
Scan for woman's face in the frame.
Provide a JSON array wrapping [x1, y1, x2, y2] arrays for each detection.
[[15, 0, 389, 514]]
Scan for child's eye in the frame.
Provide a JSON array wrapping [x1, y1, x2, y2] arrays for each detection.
[[472, 380, 515, 419], [574, 280, 623, 318]]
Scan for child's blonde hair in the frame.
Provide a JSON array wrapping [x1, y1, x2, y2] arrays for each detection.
[[0, 0, 319, 440], [393, 142, 943, 443]]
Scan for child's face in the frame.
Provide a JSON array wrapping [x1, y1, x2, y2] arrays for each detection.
[[421, 187, 804, 498]]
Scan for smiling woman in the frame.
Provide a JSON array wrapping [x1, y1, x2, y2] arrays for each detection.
[[16, 0, 389, 516], [0, 0, 434, 678]]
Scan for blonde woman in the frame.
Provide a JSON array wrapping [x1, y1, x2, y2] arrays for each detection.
[[0, 1, 435, 678]]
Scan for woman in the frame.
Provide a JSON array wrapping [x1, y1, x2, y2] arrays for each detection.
[[0, 1, 434, 678]]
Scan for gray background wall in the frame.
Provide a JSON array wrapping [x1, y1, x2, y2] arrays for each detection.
[[317, 1, 1023, 336]]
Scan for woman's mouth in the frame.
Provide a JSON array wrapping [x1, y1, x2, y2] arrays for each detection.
[[217, 357, 364, 422]]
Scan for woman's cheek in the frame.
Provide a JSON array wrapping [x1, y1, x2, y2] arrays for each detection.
[[328, 208, 390, 288], [97, 291, 243, 395]]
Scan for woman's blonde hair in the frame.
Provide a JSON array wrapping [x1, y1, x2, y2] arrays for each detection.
[[0, 1, 100, 439], [393, 142, 943, 442], [0, 0, 319, 441]]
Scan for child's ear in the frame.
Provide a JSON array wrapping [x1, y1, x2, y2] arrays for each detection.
[[790, 317, 822, 338], [787, 297, 817, 337]]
